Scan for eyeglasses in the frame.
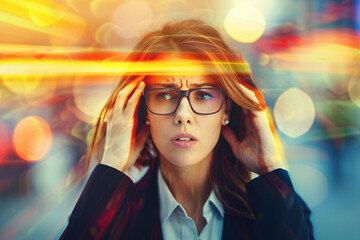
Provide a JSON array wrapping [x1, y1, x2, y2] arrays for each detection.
[[143, 88, 225, 115]]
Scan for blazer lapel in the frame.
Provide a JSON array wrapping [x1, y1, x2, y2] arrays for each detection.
[[221, 212, 259, 240], [126, 164, 163, 240]]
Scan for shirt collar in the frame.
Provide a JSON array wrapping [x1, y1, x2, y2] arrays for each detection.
[[157, 167, 224, 225]]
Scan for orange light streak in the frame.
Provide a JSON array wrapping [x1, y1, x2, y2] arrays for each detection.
[[0, 59, 250, 76]]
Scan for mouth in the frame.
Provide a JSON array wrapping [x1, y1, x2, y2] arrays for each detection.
[[171, 133, 197, 148], [175, 137, 195, 141]]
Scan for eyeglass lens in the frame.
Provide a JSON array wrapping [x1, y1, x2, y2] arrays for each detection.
[[146, 89, 223, 114]]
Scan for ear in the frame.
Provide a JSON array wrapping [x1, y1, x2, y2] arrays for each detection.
[[222, 97, 232, 125]]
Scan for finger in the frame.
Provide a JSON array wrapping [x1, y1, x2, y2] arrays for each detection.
[[114, 77, 144, 110], [125, 81, 145, 116], [238, 83, 260, 104], [244, 110, 260, 141], [252, 110, 275, 145]]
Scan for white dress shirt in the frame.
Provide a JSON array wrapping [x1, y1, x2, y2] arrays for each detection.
[[157, 168, 224, 240], [125, 165, 225, 240]]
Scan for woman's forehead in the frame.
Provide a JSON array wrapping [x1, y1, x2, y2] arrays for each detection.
[[145, 74, 219, 88], [144, 52, 219, 88]]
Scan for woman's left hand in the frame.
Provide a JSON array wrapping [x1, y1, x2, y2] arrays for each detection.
[[221, 85, 286, 175]]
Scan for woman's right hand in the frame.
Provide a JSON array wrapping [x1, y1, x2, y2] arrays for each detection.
[[101, 78, 148, 172]]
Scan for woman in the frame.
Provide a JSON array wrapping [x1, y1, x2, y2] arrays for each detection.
[[60, 19, 314, 239]]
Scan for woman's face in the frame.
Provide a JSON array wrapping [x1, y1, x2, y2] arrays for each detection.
[[145, 53, 229, 167]]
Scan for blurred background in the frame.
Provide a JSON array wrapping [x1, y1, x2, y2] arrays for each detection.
[[0, 0, 359, 239]]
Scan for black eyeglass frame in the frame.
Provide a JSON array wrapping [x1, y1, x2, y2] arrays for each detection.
[[143, 88, 226, 115]]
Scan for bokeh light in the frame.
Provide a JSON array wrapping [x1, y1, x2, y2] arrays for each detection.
[[274, 88, 315, 138], [48, 10, 86, 46], [95, 22, 123, 47], [320, 44, 356, 95], [72, 75, 118, 122], [65, 0, 90, 13], [13, 116, 53, 161], [224, 2, 266, 43], [91, 0, 121, 21], [258, 53, 270, 66], [0, 121, 11, 162], [110, 0, 153, 39], [291, 164, 329, 207]]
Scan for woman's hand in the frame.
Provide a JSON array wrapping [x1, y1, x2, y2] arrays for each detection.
[[221, 84, 286, 175], [101, 78, 149, 172]]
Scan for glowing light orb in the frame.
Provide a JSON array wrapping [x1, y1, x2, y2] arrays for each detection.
[[13, 116, 52, 161], [258, 53, 270, 66], [91, 0, 122, 21], [320, 44, 356, 95], [65, 0, 90, 13], [274, 88, 315, 138], [111, 0, 153, 39], [224, 2, 266, 43], [348, 72, 360, 108], [95, 23, 123, 47], [0, 121, 11, 161], [291, 164, 328, 207], [72, 76, 118, 122], [48, 9, 87, 46], [28, 0, 69, 27]]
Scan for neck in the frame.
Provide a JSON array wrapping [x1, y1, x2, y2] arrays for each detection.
[[159, 153, 213, 233]]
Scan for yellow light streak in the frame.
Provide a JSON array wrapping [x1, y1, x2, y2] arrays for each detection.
[[0, 59, 250, 76], [0, 0, 85, 41], [0, 11, 80, 41], [28, 0, 69, 27], [0, 44, 100, 54]]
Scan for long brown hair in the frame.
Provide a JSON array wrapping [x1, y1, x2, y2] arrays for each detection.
[[88, 19, 265, 218]]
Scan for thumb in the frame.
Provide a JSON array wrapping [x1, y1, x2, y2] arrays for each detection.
[[221, 125, 240, 153]]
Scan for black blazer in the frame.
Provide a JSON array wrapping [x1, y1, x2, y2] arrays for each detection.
[[60, 163, 314, 240]]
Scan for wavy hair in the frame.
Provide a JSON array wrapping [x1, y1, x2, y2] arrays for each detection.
[[88, 19, 265, 218]]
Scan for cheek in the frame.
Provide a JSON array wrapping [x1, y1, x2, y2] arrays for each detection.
[[200, 116, 223, 142], [148, 115, 170, 141]]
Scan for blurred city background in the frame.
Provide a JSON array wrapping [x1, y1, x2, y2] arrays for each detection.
[[0, 0, 359, 239]]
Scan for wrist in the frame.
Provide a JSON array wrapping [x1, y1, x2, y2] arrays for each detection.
[[101, 156, 128, 172]]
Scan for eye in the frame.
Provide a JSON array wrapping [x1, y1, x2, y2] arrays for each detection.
[[194, 90, 214, 101], [156, 91, 175, 100]]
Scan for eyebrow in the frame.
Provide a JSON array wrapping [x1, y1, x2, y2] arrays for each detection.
[[149, 83, 218, 89]]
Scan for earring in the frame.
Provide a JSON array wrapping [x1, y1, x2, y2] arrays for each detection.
[[224, 120, 229, 125], [146, 120, 150, 125]]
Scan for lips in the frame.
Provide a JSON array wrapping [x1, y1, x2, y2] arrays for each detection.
[[171, 133, 197, 141], [171, 133, 197, 148]]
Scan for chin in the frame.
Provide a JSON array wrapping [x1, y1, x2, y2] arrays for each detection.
[[161, 151, 209, 167]]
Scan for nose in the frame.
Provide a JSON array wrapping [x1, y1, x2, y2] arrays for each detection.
[[174, 96, 194, 125]]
